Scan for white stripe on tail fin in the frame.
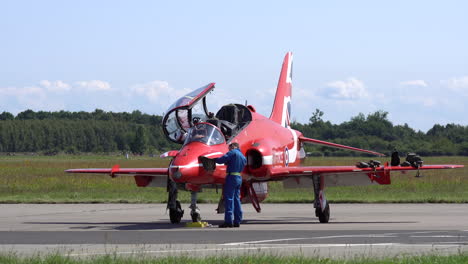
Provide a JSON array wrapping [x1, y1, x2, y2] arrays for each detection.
[[270, 52, 293, 128]]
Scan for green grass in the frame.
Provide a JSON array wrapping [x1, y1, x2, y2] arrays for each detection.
[[1, 254, 468, 264], [0, 155, 467, 203]]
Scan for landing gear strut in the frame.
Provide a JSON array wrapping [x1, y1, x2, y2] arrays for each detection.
[[312, 175, 330, 223], [190, 191, 201, 222], [167, 178, 184, 224]]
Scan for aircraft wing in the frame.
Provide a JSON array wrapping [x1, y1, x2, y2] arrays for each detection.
[[268, 164, 463, 185], [299, 136, 385, 156], [65, 166, 168, 177]]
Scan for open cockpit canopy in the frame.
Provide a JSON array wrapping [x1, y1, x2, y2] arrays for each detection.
[[162, 83, 254, 144], [162, 83, 215, 143]]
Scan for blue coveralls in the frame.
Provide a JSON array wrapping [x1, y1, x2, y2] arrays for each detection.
[[215, 148, 247, 225]]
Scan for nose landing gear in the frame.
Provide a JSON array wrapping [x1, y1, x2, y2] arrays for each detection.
[[190, 191, 202, 222], [190, 206, 201, 222], [168, 179, 204, 224]]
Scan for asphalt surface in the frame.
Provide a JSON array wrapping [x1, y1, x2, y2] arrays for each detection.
[[1, 203, 467, 258]]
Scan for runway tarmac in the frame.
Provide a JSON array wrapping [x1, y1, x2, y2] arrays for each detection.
[[1, 203, 467, 258]]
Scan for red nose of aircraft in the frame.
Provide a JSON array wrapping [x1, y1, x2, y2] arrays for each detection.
[[169, 142, 227, 184]]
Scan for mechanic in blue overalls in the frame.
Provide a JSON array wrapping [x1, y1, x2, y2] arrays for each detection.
[[215, 142, 246, 228]]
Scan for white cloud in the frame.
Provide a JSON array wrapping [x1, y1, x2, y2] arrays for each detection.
[[441, 76, 468, 96], [130, 80, 174, 103], [0, 80, 114, 113], [0, 86, 45, 97], [0, 86, 48, 109], [321, 77, 368, 100], [400, 80, 428, 87], [38, 80, 111, 92], [75, 80, 111, 91], [39, 80, 71, 92]]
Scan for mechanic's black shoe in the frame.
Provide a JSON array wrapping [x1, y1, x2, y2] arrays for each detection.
[[218, 223, 233, 228], [233, 223, 240, 228]]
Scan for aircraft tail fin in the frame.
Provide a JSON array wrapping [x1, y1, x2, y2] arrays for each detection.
[[269, 52, 293, 128]]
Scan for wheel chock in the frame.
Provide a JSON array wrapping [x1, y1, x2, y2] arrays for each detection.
[[185, 221, 209, 228]]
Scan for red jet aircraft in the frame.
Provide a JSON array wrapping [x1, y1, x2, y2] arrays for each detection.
[[67, 52, 463, 224]]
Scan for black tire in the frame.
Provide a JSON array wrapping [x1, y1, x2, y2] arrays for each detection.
[[317, 202, 330, 223], [169, 200, 184, 224]]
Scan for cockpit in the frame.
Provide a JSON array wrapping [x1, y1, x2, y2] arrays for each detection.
[[162, 83, 252, 144], [184, 123, 225, 146]]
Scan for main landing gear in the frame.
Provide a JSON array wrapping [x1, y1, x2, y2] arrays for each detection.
[[313, 175, 330, 223], [315, 201, 330, 223]]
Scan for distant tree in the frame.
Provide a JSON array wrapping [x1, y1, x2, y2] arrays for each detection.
[[309, 109, 324, 124], [16, 109, 36, 120], [131, 125, 148, 154], [459, 142, 468, 156], [0, 112, 14, 120]]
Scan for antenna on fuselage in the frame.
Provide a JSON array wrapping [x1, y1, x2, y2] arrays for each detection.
[[245, 100, 248, 106]]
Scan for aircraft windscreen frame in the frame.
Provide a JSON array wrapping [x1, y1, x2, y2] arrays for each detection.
[[184, 123, 225, 146], [165, 84, 211, 112]]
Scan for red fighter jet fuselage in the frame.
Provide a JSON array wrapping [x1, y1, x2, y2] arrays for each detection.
[[67, 52, 463, 224]]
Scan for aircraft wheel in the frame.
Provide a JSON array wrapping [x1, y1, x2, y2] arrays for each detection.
[[191, 211, 201, 222], [317, 202, 330, 223], [170, 200, 184, 224]]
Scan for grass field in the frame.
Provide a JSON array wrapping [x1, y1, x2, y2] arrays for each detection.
[[1, 253, 468, 264], [0, 155, 467, 203]]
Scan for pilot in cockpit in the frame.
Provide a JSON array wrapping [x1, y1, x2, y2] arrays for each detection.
[[193, 126, 207, 139]]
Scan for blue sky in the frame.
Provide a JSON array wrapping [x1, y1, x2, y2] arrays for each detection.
[[1, 1, 467, 131]]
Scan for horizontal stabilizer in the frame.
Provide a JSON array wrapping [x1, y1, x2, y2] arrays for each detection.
[[299, 136, 385, 156], [268, 163, 463, 185]]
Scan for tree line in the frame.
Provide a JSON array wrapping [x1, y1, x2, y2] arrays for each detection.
[[292, 109, 468, 156], [0, 109, 467, 156], [0, 109, 178, 155]]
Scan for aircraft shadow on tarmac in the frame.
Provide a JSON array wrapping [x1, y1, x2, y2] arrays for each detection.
[[24, 218, 418, 230], [243, 218, 419, 225], [23, 221, 192, 230]]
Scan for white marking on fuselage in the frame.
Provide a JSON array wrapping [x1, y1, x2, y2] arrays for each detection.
[[203, 152, 223, 157], [169, 163, 202, 169], [280, 96, 291, 128], [263, 155, 273, 165], [286, 53, 292, 84], [287, 128, 298, 164]]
